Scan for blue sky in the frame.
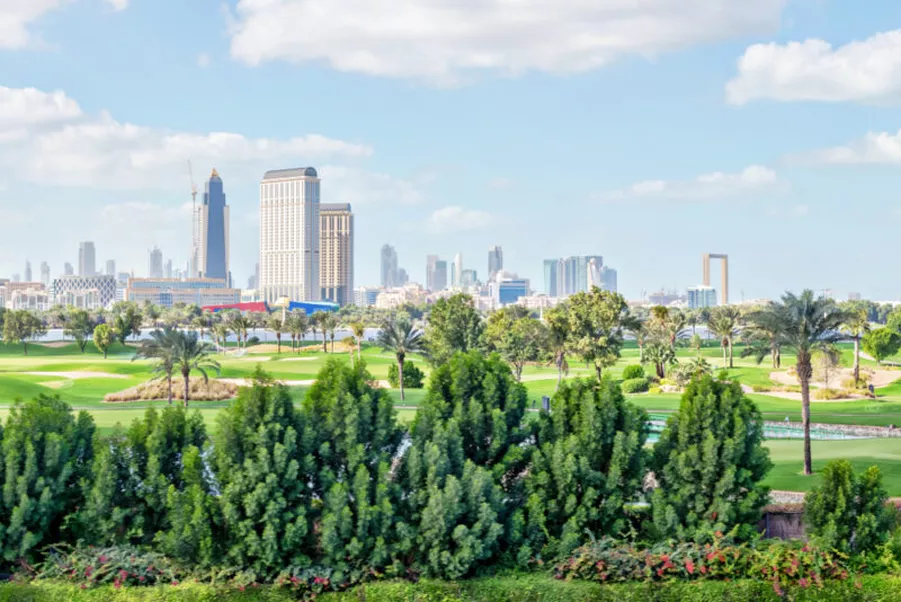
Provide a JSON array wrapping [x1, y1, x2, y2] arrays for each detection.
[[2, 0, 901, 301]]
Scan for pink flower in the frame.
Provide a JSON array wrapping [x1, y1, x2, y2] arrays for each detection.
[[799, 578, 809, 588], [685, 560, 695, 575], [99, 555, 109, 564]]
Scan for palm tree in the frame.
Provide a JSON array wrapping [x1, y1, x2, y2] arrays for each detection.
[[311, 312, 329, 353], [212, 322, 230, 354], [286, 310, 309, 352], [842, 307, 870, 385], [322, 313, 340, 353], [376, 317, 425, 401], [643, 341, 675, 379], [349, 320, 366, 363], [134, 326, 179, 405], [192, 313, 211, 343], [544, 306, 570, 392], [706, 306, 742, 368], [744, 290, 850, 476], [268, 314, 286, 353], [229, 313, 252, 349], [171, 331, 220, 408], [741, 309, 784, 369]]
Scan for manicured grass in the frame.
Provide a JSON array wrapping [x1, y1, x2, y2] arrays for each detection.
[[764, 439, 901, 495]]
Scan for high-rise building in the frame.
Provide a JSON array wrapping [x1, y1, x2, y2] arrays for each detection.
[[433, 260, 448, 291], [320, 203, 354, 306], [600, 266, 617, 293], [453, 253, 463, 287], [64, 262, 74, 276], [544, 255, 604, 297], [488, 246, 503, 281], [24, 261, 32, 283], [195, 168, 230, 281], [426, 255, 439, 291], [78, 241, 96, 276], [687, 286, 717, 309], [397, 268, 409, 286], [380, 244, 398, 288], [259, 167, 321, 303], [543, 259, 558, 296], [460, 269, 477, 288], [52, 274, 117, 309], [40, 262, 50, 286], [148, 247, 163, 278], [11, 274, 20, 283], [164, 259, 173, 279], [125, 277, 240, 308], [105, 260, 116, 277]]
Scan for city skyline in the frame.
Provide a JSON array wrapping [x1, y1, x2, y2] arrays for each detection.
[[4, 3, 901, 299]]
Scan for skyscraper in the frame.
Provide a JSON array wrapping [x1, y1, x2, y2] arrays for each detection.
[[148, 247, 163, 278], [320, 203, 354, 306], [259, 167, 321, 303], [433, 260, 448, 291], [64, 262, 74, 276], [164, 259, 173, 279], [600, 266, 617, 293], [106, 260, 116, 277], [381, 244, 398, 288], [24, 261, 32, 283], [453, 253, 463, 288], [196, 168, 230, 281], [426, 255, 439, 291], [78, 241, 96, 276], [488, 246, 503, 281], [40, 262, 50, 286], [543, 259, 558, 296]]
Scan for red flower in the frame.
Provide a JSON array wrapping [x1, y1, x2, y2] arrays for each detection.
[[706, 552, 715, 561], [656, 568, 664, 578], [139, 576, 146, 583], [685, 559, 695, 575], [113, 579, 121, 590], [700, 566, 707, 575], [171, 580, 179, 587], [799, 578, 809, 588], [715, 531, 723, 538], [711, 512, 717, 520], [99, 555, 109, 564]]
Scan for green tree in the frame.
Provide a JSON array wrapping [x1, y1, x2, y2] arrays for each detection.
[[321, 312, 340, 353], [287, 310, 309, 352], [2, 310, 45, 356], [643, 341, 676, 379], [0, 394, 95, 562], [349, 320, 366, 363], [544, 305, 570, 392], [267, 313, 286, 353], [706, 306, 742, 368], [171, 331, 220, 407], [377, 316, 425, 401], [387, 361, 425, 389], [304, 360, 404, 582], [311, 311, 329, 353], [397, 352, 530, 578], [804, 460, 892, 553], [842, 306, 870, 384], [862, 327, 901, 366], [229, 312, 252, 349], [135, 327, 180, 405], [78, 406, 206, 546], [566, 287, 635, 380], [213, 368, 315, 577], [483, 307, 547, 381], [424, 294, 483, 365], [92, 323, 114, 358], [745, 292, 851, 475], [64, 308, 96, 353], [521, 377, 647, 561], [652, 375, 771, 540]]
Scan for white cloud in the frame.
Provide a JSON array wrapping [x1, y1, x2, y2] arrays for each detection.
[[600, 165, 780, 201], [488, 177, 513, 190], [319, 166, 424, 205], [727, 30, 901, 105], [229, 0, 785, 84], [106, 0, 128, 10], [426, 206, 492, 234], [197, 53, 211, 68], [0, 0, 127, 50], [798, 130, 901, 165], [0, 86, 372, 190]]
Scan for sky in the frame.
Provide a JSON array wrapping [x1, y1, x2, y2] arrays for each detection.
[[2, 1, 901, 301]]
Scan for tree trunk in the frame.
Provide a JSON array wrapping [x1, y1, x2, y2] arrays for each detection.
[[515, 364, 523, 382], [167, 374, 173, 405], [728, 339, 734, 368], [656, 362, 665, 379], [357, 340, 362, 364], [722, 343, 727, 369], [183, 372, 190, 409], [103, 348, 107, 359], [276, 333, 281, 354], [638, 342, 644, 363], [594, 363, 602, 381], [555, 354, 564, 392], [853, 336, 861, 384], [797, 355, 813, 476], [398, 354, 405, 401], [23, 341, 27, 356], [322, 330, 327, 353]]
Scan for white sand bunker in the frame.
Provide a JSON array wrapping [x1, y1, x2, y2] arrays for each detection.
[[22, 371, 129, 380], [278, 357, 318, 362], [217, 378, 316, 387]]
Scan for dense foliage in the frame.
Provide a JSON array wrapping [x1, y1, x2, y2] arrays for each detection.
[[387, 360, 424, 389]]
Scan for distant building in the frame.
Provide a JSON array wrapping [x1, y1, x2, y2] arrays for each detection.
[[488, 246, 503, 281], [11, 274, 19, 283], [40, 262, 50, 286], [78, 241, 96, 276], [259, 167, 321, 303], [0, 281, 48, 310], [354, 286, 381, 307], [125, 277, 240, 308], [195, 168, 231, 282], [319, 203, 354, 306], [105, 260, 116, 277], [687, 286, 718, 309], [148, 247, 163, 278], [375, 283, 427, 310], [426, 255, 440, 291], [600, 266, 618, 293], [64, 262, 74, 276], [396, 268, 409, 286], [849, 292, 862, 301], [497, 279, 529, 306], [460, 269, 478, 288], [24, 261, 32, 283], [452, 253, 463, 287], [433, 260, 448, 292], [164, 259, 173, 280], [52, 274, 117, 309], [380, 244, 399, 288], [649, 290, 684, 306], [517, 294, 560, 312]]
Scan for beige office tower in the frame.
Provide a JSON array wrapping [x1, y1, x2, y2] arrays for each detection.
[[319, 203, 354, 306], [259, 167, 321, 303]]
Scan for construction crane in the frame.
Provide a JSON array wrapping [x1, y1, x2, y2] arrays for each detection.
[[188, 160, 199, 277]]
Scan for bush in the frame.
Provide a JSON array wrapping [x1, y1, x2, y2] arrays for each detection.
[[621, 365, 645, 380], [814, 388, 845, 401], [620, 378, 649, 394], [34, 545, 178, 589], [104, 378, 238, 402], [805, 460, 893, 553], [751, 385, 772, 393], [387, 360, 425, 389], [648, 387, 661, 395]]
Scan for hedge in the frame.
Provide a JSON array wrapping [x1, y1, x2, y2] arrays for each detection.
[[6, 576, 901, 602]]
